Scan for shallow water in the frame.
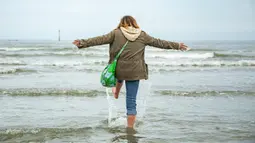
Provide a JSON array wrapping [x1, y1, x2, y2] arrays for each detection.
[[0, 40, 255, 143], [1, 94, 255, 143]]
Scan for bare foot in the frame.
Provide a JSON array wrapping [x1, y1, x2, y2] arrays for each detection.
[[112, 87, 119, 99]]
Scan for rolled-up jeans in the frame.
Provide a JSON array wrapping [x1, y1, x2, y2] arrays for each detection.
[[118, 80, 140, 115]]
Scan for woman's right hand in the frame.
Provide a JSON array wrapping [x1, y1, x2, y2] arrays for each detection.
[[72, 40, 81, 48]]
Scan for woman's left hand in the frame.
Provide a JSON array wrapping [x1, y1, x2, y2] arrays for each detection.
[[179, 43, 190, 51]]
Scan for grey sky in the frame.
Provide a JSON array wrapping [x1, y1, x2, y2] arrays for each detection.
[[0, 0, 254, 40]]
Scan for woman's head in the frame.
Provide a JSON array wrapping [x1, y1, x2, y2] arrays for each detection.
[[117, 15, 140, 29]]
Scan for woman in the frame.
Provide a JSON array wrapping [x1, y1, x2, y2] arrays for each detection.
[[73, 15, 188, 129]]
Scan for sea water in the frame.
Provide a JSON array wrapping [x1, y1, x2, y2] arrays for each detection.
[[0, 40, 255, 143]]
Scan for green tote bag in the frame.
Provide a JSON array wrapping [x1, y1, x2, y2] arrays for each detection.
[[100, 41, 129, 87]]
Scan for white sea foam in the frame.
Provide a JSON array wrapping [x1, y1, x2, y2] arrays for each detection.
[[147, 52, 214, 59], [0, 47, 47, 51], [148, 60, 255, 67], [24, 59, 255, 67], [0, 58, 26, 65], [0, 67, 18, 74]]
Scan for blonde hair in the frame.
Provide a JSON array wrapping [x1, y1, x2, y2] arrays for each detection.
[[117, 15, 140, 29]]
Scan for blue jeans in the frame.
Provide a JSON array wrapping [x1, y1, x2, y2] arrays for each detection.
[[118, 80, 140, 115]]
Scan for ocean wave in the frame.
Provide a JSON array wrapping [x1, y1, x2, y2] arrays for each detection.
[[27, 60, 255, 67], [189, 48, 224, 52], [149, 52, 214, 59], [155, 90, 255, 96], [1, 88, 254, 97], [0, 68, 37, 74], [2, 49, 255, 61], [0, 58, 26, 65], [150, 60, 255, 67], [149, 52, 255, 59], [47, 51, 108, 57], [214, 53, 255, 58], [2, 58, 255, 68], [30, 60, 107, 66], [0, 47, 72, 52], [0, 88, 105, 96], [0, 50, 108, 58], [0, 46, 110, 52], [0, 47, 49, 51], [0, 127, 93, 142]]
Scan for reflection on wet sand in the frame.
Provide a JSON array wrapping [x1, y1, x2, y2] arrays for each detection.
[[111, 128, 144, 143]]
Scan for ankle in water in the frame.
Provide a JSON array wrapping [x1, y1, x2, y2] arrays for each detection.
[[126, 127, 137, 134]]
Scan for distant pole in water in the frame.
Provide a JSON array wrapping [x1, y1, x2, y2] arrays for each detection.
[[58, 30, 60, 41]]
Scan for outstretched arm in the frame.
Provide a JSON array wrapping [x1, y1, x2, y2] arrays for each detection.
[[73, 30, 115, 49], [144, 32, 188, 50]]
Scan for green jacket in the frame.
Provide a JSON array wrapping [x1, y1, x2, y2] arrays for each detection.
[[78, 28, 180, 80]]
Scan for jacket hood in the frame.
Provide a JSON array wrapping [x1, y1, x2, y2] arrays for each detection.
[[120, 26, 141, 41]]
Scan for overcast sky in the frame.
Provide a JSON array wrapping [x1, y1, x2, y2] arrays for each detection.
[[0, 0, 254, 40]]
